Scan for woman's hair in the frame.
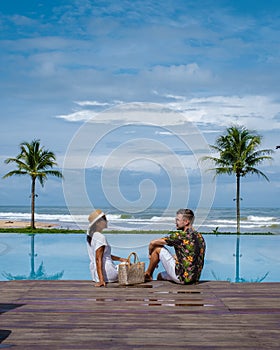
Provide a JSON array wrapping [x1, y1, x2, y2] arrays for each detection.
[[86, 217, 105, 245], [86, 235, 92, 245], [86, 222, 97, 245], [89, 222, 97, 235], [176, 208, 195, 224]]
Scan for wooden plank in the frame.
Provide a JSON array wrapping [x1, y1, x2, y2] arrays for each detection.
[[0, 280, 280, 349]]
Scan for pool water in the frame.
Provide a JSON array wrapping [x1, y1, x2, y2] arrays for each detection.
[[0, 233, 279, 282]]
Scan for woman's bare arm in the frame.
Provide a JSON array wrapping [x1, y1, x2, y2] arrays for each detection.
[[111, 255, 127, 262], [95, 246, 106, 287]]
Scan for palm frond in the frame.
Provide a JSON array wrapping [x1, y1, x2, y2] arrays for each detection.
[[2, 170, 28, 178], [201, 125, 273, 180]]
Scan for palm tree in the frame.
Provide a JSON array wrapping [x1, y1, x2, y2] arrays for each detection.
[[3, 139, 63, 229], [201, 125, 274, 233]]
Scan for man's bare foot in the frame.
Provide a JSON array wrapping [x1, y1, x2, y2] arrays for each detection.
[[144, 273, 153, 282], [157, 273, 164, 280]]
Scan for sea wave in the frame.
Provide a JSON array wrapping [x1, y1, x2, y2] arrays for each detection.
[[0, 212, 81, 223], [247, 215, 277, 222], [0, 208, 279, 233]]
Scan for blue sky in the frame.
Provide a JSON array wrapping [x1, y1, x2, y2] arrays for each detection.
[[0, 0, 279, 211]]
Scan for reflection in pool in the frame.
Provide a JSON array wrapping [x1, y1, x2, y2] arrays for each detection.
[[2, 234, 64, 280], [0, 233, 279, 282]]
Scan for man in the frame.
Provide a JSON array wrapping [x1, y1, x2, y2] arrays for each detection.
[[144, 209, 206, 284]]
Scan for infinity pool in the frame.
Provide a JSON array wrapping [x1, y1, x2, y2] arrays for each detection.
[[1, 233, 279, 282]]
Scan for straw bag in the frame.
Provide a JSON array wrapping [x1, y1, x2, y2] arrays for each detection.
[[118, 252, 145, 285]]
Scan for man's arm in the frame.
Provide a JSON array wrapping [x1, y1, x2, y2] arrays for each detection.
[[148, 238, 166, 255]]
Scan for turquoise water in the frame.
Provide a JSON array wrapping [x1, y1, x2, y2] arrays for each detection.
[[0, 233, 279, 282]]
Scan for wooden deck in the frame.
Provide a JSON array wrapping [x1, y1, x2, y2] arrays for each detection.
[[0, 280, 280, 349]]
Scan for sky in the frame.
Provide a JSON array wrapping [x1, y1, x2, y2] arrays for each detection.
[[0, 0, 279, 212]]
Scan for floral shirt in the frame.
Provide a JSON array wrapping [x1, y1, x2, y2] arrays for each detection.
[[164, 229, 206, 284]]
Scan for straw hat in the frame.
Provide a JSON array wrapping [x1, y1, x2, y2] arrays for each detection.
[[88, 209, 105, 227]]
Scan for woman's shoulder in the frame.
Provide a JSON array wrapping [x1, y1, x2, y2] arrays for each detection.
[[93, 231, 107, 240], [92, 231, 105, 237]]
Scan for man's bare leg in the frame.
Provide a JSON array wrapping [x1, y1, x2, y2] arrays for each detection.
[[144, 246, 161, 281]]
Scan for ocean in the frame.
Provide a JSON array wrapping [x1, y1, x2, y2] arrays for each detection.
[[0, 206, 279, 233]]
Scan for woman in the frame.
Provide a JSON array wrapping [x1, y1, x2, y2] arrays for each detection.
[[86, 209, 127, 287]]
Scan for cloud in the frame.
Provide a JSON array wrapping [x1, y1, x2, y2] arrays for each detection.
[[174, 95, 280, 131], [57, 110, 98, 122], [10, 15, 39, 27], [75, 100, 111, 107], [56, 95, 280, 132], [146, 63, 214, 85]]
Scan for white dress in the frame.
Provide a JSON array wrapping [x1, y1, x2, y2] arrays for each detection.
[[87, 231, 118, 282]]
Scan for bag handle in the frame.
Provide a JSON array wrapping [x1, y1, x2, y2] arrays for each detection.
[[127, 252, 140, 264]]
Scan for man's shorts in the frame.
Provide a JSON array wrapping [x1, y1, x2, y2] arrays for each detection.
[[159, 247, 183, 284]]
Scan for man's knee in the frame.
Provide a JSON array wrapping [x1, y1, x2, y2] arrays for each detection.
[[151, 246, 162, 256], [155, 246, 163, 254]]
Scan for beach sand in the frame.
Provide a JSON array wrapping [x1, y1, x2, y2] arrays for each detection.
[[0, 220, 58, 229]]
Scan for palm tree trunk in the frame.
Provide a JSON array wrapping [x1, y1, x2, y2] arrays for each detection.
[[30, 234, 35, 278], [31, 177, 36, 229], [236, 173, 240, 234], [235, 235, 240, 282]]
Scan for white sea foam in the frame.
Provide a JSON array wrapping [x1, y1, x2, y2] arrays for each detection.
[[247, 215, 276, 222], [0, 208, 279, 233]]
